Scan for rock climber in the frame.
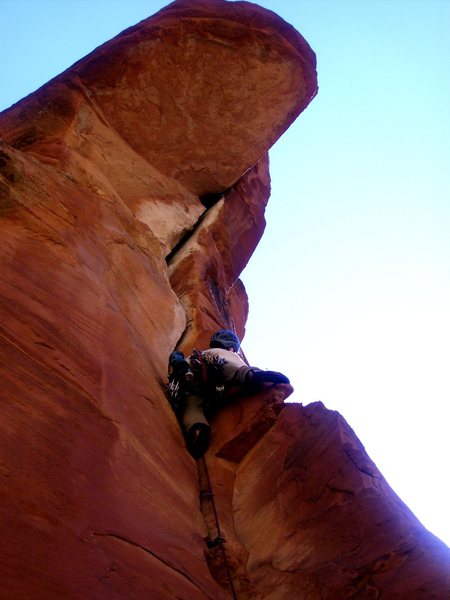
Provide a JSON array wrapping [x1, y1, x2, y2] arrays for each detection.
[[167, 329, 289, 458]]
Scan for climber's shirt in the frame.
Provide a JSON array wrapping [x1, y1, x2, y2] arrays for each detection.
[[199, 347, 252, 386], [201, 347, 247, 369]]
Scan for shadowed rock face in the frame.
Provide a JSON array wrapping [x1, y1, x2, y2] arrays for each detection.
[[1, 1, 449, 599]]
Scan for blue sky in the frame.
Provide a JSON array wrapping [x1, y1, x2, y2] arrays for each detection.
[[2, 1, 449, 547]]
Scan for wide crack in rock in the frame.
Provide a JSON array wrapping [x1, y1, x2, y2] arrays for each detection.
[[162, 158, 285, 596]]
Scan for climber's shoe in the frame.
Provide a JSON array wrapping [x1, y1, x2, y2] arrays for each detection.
[[186, 423, 210, 459], [250, 370, 290, 385]]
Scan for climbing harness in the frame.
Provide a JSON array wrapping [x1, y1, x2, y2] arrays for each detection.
[[167, 349, 228, 423], [199, 456, 238, 600], [189, 349, 227, 399]]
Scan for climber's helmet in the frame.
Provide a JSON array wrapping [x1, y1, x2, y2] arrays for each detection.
[[209, 329, 240, 353]]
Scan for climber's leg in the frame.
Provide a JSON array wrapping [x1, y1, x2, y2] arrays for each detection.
[[186, 423, 210, 459], [182, 394, 210, 458], [221, 363, 254, 386], [248, 370, 290, 384], [182, 394, 209, 431], [221, 363, 290, 389]]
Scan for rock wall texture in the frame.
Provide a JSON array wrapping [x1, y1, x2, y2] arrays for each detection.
[[0, 1, 448, 599]]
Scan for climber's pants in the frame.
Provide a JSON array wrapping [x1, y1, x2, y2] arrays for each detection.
[[182, 363, 254, 432], [222, 363, 253, 385], [183, 394, 209, 431]]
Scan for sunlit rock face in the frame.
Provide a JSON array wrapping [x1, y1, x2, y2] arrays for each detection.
[[1, 0, 449, 599]]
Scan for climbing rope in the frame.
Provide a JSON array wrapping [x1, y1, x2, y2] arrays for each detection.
[[200, 456, 238, 600]]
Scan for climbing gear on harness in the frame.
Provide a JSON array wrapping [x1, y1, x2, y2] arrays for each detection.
[[199, 456, 238, 600], [167, 351, 191, 416], [188, 349, 227, 404], [209, 329, 240, 352]]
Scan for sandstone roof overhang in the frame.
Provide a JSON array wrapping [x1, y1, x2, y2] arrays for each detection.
[[0, 0, 317, 195]]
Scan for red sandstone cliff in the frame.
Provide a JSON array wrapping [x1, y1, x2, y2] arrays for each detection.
[[0, 1, 448, 598]]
